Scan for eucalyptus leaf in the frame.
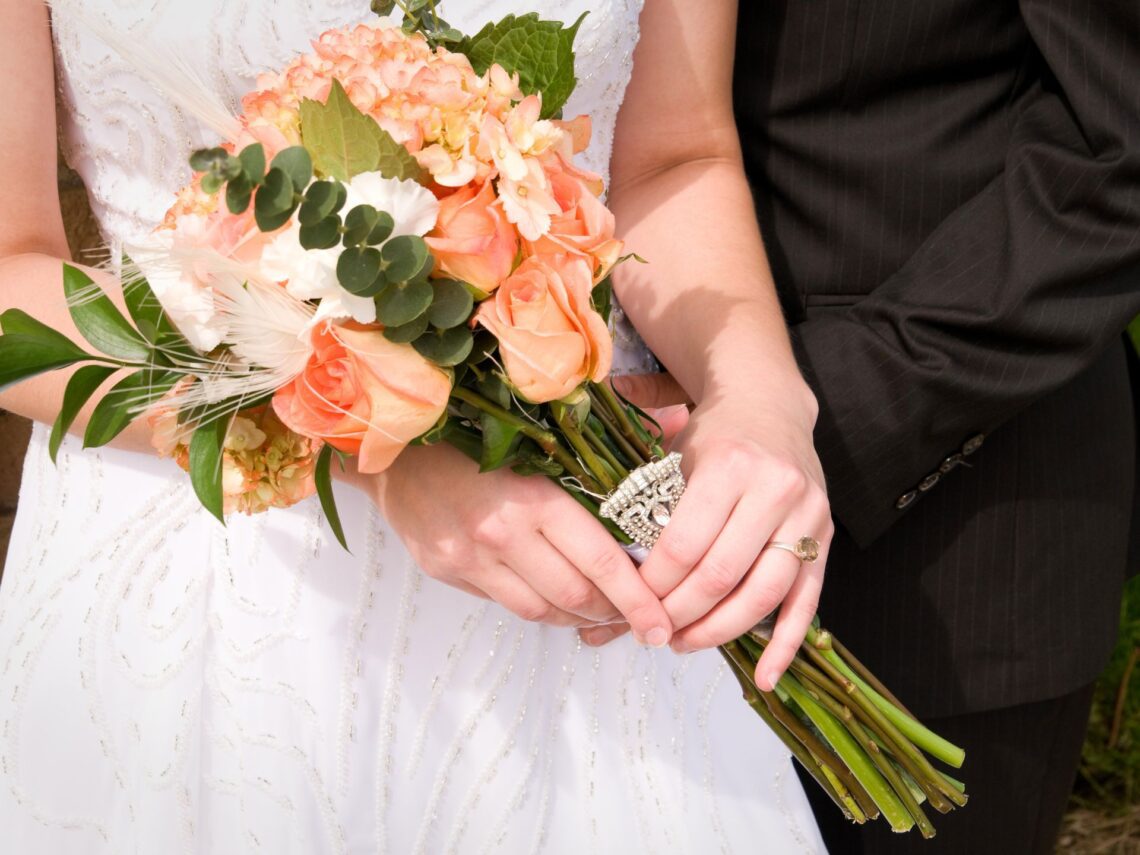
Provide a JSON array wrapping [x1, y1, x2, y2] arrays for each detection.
[[62, 265, 152, 361], [84, 369, 180, 448], [337, 247, 384, 296], [413, 325, 473, 367], [226, 177, 253, 215], [382, 313, 431, 344], [380, 235, 430, 283], [239, 143, 267, 184], [428, 279, 474, 329], [300, 79, 425, 183], [271, 146, 314, 191], [366, 210, 395, 246], [300, 216, 343, 250], [342, 204, 380, 247], [315, 444, 350, 550], [479, 411, 522, 472], [375, 279, 433, 327], [189, 147, 228, 173], [300, 180, 343, 225], [254, 168, 298, 232], [49, 364, 117, 462], [456, 13, 585, 119], [189, 414, 231, 524]]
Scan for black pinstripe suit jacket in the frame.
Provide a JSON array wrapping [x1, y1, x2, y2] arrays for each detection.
[[734, 0, 1140, 716]]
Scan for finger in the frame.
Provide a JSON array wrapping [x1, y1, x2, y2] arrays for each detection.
[[579, 622, 631, 647], [646, 404, 690, 447], [610, 372, 691, 409], [658, 494, 781, 631], [670, 548, 801, 655], [449, 579, 490, 600], [475, 564, 586, 628], [541, 504, 672, 647], [754, 526, 832, 691], [508, 536, 620, 623], [638, 465, 743, 599]]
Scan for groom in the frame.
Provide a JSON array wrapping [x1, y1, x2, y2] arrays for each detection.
[[625, 2, 1140, 852]]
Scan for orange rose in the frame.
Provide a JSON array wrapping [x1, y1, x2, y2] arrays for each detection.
[[425, 180, 519, 294], [474, 254, 612, 403], [522, 164, 623, 283], [273, 322, 451, 473]]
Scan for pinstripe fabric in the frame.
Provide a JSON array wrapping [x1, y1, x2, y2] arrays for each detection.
[[734, 0, 1140, 716]]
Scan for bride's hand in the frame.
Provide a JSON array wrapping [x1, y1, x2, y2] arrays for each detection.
[[363, 442, 673, 643], [584, 373, 833, 692]]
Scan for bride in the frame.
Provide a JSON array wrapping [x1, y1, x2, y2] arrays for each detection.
[[0, 0, 833, 852]]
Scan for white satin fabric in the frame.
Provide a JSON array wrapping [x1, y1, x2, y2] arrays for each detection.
[[0, 1, 825, 852]]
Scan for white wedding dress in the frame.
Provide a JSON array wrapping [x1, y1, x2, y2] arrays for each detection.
[[0, 1, 825, 852]]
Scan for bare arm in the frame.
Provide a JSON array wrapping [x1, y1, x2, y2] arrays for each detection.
[[592, 0, 833, 688], [0, 0, 152, 450]]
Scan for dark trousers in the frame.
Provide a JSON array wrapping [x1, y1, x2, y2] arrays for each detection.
[[797, 684, 1096, 855]]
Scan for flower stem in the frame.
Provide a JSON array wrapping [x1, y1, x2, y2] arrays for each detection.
[[450, 387, 601, 493], [587, 391, 647, 467], [591, 381, 655, 462], [553, 409, 618, 493]]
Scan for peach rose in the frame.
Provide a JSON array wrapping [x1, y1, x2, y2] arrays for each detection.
[[425, 180, 519, 294], [474, 254, 612, 403], [522, 165, 623, 283], [273, 322, 451, 473]]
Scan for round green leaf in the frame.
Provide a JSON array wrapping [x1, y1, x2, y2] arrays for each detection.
[[271, 146, 314, 192], [342, 205, 380, 247], [382, 312, 431, 343], [200, 172, 224, 195], [380, 235, 430, 283], [238, 143, 267, 184], [428, 279, 474, 329], [189, 147, 228, 173], [254, 168, 298, 232], [221, 155, 243, 181], [374, 279, 433, 327], [226, 175, 253, 215], [337, 247, 384, 296], [413, 325, 473, 367], [300, 216, 342, 250], [300, 180, 342, 225], [365, 210, 395, 245]]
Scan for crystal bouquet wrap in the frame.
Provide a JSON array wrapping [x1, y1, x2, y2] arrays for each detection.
[[0, 0, 967, 835]]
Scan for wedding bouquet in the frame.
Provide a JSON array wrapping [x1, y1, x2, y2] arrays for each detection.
[[0, 0, 966, 836]]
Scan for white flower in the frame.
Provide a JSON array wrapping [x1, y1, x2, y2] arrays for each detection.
[[129, 217, 229, 352], [261, 173, 441, 325]]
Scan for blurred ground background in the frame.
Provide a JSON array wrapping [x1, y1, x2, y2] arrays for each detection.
[[0, 151, 1135, 854]]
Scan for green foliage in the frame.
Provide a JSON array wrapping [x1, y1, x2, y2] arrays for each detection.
[[374, 0, 464, 48], [188, 415, 231, 524], [375, 279, 434, 327], [63, 265, 152, 361], [49, 365, 117, 462], [428, 279, 474, 329], [299, 180, 346, 225], [84, 369, 180, 448], [315, 444, 349, 550], [122, 268, 194, 358], [255, 167, 299, 232], [456, 13, 585, 119], [479, 411, 522, 471], [0, 308, 91, 390], [383, 313, 431, 343], [271, 146, 313, 192], [342, 205, 394, 247], [1075, 575, 1140, 811], [412, 325, 473, 367], [337, 247, 385, 296], [300, 79, 425, 183]]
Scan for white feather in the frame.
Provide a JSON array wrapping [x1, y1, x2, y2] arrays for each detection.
[[47, 0, 242, 142]]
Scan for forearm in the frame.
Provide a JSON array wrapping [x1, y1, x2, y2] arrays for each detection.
[[0, 251, 154, 453], [609, 155, 814, 421]]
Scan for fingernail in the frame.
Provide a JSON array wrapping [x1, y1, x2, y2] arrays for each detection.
[[670, 639, 692, 655], [763, 670, 782, 691], [581, 624, 621, 646], [645, 626, 670, 648]]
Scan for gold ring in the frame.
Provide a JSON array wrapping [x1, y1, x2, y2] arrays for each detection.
[[766, 536, 821, 563]]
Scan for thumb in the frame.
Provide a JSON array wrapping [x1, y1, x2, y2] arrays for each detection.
[[610, 372, 693, 409]]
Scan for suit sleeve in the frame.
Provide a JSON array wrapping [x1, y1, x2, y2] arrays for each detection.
[[791, 0, 1140, 547]]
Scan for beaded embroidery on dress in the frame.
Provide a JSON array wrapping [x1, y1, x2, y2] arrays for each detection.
[[0, 2, 824, 852]]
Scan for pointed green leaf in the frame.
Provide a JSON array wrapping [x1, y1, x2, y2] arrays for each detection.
[[0, 334, 90, 390], [189, 414, 230, 524], [299, 79, 426, 182], [62, 265, 152, 361], [84, 369, 180, 448], [315, 443, 350, 551], [0, 308, 89, 357], [479, 411, 522, 472], [456, 13, 585, 119], [49, 364, 117, 462], [121, 270, 189, 353]]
